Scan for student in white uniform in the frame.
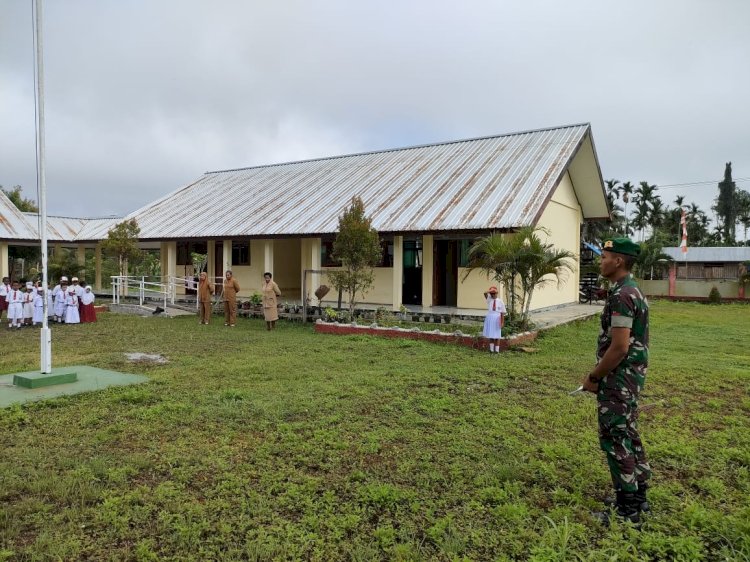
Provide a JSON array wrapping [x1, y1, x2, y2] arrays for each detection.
[[54, 279, 69, 322], [33, 285, 46, 326], [0, 276, 10, 321], [482, 286, 507, 353], [64, 288, 80, 324], [23, 282, 34, 326], [6, 281, 25, 329], [46, 284, 55, 321], [79, 284, 97, 323]]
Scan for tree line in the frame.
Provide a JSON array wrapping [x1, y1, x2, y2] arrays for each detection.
[[583, 163, 750, 248]]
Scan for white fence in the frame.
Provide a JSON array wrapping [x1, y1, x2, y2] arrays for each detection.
[[110, 275, 224, 309]]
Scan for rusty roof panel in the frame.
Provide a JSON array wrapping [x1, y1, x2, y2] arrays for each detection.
[[123, 123, 596, 239]]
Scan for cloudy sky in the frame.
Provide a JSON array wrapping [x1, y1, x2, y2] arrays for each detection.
[[1, 0, 749, 229]]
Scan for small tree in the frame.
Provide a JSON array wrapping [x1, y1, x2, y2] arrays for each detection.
[[327, 197, 382, 319], [101, 219, 142, 280], [1, 185, 39, 212], [464, 227, 577, 330]]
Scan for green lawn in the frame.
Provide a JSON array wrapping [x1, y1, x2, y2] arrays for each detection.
[[1, 301, 749, 561]]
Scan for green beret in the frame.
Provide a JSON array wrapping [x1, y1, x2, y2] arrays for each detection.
[[602, 237, 641, 257]]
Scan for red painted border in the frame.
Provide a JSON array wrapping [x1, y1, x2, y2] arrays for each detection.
[[314, 322, 537, 351]]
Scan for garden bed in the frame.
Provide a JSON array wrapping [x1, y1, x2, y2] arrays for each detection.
[[314, 320, 537, 350]]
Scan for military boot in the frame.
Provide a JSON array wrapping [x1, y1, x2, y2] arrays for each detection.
[[593, 491, 641, 527], [603, 482, 650, 513]]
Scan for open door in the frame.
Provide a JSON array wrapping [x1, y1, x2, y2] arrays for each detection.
[[402, 239, 423, 305], [433, 240, 458, 306]]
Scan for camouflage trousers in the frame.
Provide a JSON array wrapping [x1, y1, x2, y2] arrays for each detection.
[[598, 398, 652, 493]]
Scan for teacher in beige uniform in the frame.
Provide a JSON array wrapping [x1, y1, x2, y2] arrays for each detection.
[[262, 272, 281, 331], [222, 270, 240, 327]]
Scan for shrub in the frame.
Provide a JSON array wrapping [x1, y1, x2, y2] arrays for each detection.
[[708, 286, 722, 304]]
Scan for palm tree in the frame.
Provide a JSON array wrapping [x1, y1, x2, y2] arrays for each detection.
[[633, 182, 658, 240], [649, 197, 666, 232], [633, 233, 673, 280], [465, 227, 576, 330], [621, 181, 635, 235], [605, 179, 621, 207]]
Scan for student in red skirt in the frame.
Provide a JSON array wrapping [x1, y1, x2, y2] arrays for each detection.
[[79, 283, 97, 323]]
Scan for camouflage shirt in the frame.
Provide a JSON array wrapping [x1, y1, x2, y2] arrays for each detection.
[[596, 273, 649, 400]]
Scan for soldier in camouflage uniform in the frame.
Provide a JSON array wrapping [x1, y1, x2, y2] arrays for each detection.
[[581, 237, 652, 525]]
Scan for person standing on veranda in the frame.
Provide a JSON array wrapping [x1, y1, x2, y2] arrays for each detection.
[[197, 271, 214, 325], [222, 270, 240, 327], [261, 272, 281, 331]]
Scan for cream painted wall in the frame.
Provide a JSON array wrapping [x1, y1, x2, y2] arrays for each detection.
[[273, 238, 302, 296], [457, 268, 496, 309], [528, 172, 582, 311], [318, 267, 394, 307]]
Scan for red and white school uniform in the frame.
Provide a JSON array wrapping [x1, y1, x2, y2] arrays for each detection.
[[79, 289, 97, 323], [482, 296, 507, 340], [6, 289, 25, 327], [0, 281, 10, 313]]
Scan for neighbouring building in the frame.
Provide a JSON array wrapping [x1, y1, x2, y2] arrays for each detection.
[[1, 123, 609, 311], [640, 246, 750, 301]]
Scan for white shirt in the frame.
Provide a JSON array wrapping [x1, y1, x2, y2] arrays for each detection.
[[0, 283, 10, 297]]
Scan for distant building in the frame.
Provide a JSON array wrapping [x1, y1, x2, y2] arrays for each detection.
[[641, 247, 750, 300], [1, 123, 609, 311]]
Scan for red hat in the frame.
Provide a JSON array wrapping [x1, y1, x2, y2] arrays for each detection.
[[488, 286, 498, 293]]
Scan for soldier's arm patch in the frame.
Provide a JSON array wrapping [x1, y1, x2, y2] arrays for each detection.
[[611, 314, 633, 328]]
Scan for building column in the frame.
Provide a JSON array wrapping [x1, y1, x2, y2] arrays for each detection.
[[77, 245, 86, 281], [0, 241, 9, 280], [263, 240, 274, 275], [222, 240, 232, 275], [310, 238, 321, 304], [668, 263, 676, 297], [94, 244, 102, 291], [421, 235, 433, 308], [206, 241, 215, 283], [392, 235, 403, 311]]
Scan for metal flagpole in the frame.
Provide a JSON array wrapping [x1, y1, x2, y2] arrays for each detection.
[[34, 0, 52, 373]]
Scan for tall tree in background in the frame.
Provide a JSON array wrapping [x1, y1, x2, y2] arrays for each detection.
[[327, 197, 382, 318], [1, 185, 39, 212], [101, 219, 142, 279], [715, 162, 737, 244], [736, 189, 750, 244]]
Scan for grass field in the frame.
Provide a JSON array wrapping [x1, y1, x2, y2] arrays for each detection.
[[1, 301, 749, 561]]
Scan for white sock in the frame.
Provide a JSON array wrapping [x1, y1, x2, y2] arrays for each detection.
[[489, 343, 495, 352]]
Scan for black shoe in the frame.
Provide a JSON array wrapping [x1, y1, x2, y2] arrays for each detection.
[[603, 483, 650, 513], [594, 491, 641, 527]]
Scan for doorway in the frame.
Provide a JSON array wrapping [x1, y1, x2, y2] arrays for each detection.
[[433, 240, 458, 307], [402, 239, 423, 305]]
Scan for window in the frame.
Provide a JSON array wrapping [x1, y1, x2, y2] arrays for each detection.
[[458, 239, 474, 267], [232, 242, 250, 266], [379, 238, 394, 267], [321, 237, 341, 267]]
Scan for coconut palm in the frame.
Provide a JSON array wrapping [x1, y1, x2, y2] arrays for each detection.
[[621, 181, 635, 235], [465, 227, 576, 330]]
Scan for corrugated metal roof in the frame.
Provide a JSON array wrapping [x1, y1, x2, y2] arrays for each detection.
[[2, 123, 606, 243], [0, 190, 119, 242], [663, 246, 750, 263], [121, 123, 604, 239]]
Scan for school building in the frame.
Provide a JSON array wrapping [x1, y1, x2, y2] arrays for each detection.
[[1, 123, 609, 311]]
